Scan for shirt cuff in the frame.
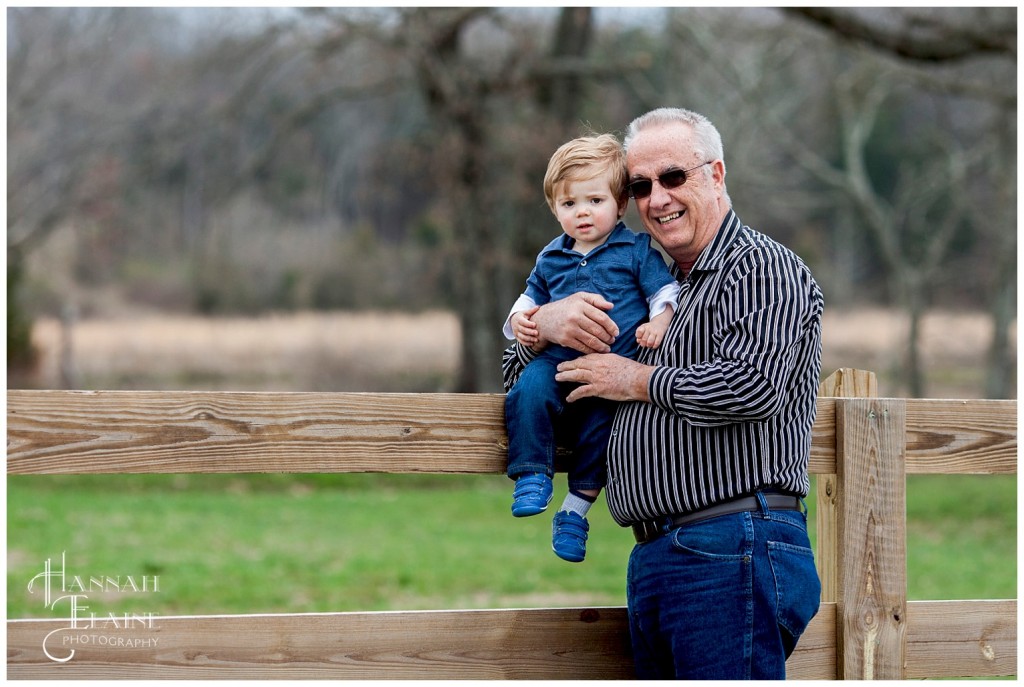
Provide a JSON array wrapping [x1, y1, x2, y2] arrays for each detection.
[[503, 293, 539, 340], [648, 366, 679, 412], [647, 282, 681, 319], [513, 341, 540, 367]]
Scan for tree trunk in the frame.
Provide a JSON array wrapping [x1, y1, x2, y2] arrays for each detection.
[[412, 7, 596, 392], [984, 267, 1016, 399], [449, 113, 503, 392], [904, 297, 926, 398]]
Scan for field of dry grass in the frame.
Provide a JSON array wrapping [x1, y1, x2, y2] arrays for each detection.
[[24, 311, 460, 393], [18, 307, 1014, 398]]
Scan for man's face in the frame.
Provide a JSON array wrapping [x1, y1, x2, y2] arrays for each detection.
[[626, 122, 727, 266]]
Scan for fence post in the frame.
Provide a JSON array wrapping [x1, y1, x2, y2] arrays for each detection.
[[816, 369, 877, 605], [831, 374, 907, 679]]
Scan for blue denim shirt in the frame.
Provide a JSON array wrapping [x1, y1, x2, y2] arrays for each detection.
[[522, 221, 676, 360]]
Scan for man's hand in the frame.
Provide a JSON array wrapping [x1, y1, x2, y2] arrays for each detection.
[[556, 354, 653, 403], [531, 292, 619, 355]]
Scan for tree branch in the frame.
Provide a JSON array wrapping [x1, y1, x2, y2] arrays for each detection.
[[785, 7, 1016, 63]]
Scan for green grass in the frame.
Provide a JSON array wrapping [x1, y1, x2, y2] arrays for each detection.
[[7, 473, 1015, 620], [7, 474, 636, 618], [902, 474, 1017, 600]]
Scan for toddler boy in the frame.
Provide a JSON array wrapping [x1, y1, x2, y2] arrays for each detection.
[[504, 134, 680, 562]]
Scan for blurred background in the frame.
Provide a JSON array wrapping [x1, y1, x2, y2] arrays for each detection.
[[7, 8, 1018, 626], [7, 7, 1017, 398]]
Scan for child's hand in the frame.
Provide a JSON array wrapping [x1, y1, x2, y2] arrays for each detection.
[[636, 307, 674, 349], [511, 311, 540, 347], [636, 322, 665, 349]]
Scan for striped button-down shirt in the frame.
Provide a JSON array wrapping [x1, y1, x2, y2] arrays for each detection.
[[502, 210, 823, 526]]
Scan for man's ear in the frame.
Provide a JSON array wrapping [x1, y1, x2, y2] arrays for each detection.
[[712, 159, 727, 186]]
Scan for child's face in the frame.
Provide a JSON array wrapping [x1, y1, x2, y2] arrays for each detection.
[[552, 174, 624, 253]]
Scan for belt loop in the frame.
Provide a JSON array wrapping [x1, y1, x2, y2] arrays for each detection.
[[755, 490, 770, 516]]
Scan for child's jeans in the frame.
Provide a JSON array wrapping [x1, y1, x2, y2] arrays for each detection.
[[504, 347, 612, 492]]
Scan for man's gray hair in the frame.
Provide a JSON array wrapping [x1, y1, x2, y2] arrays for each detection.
[[624, 107, 729, 205], [624, 107, 726, 166]]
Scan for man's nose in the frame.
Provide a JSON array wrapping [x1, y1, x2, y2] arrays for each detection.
[[648, 180, 673, 205]]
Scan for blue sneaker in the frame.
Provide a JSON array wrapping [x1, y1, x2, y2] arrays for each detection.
[[552, 510, 589, 562], [511, 473, 553, 517]]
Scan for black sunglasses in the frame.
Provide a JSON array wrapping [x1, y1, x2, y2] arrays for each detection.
[[627, 161, 713, 199]]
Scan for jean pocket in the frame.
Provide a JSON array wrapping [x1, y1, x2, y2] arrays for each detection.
[[669, 515, 749, 560], [767, 540, 821, 641]]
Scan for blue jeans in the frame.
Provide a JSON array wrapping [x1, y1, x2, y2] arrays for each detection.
[[504, 348, 611, 492], [626, 492, 821, 679]]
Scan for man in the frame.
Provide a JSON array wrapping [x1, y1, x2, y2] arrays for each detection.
[[502, 107, 823, 679]]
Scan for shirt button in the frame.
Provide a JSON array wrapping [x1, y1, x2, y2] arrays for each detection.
[[580, 260, 587, 266]]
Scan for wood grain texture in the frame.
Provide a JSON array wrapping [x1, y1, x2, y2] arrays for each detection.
[[819, 367, 878, 399], [904, 399, 1017, 474], [8, 600, 1015, 680], [6, 376, 1018, 681], [815, 369, 878, 606], [7, 391, 1014, 476], [7, 605, 836, 680], [905, 599, 1018, 678], [5, 607, 636, 680], [7, 390, 510, 475], [835, 398, 908, 679]]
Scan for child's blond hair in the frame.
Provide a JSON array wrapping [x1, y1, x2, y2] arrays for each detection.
[[543, 134, 628, 214]]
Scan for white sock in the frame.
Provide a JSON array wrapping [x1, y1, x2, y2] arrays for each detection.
[[560, 490, 596, 518]]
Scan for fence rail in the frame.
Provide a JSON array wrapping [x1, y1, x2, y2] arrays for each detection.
[[7, 392, 1015, 476], [7, 369, 1017, 679]]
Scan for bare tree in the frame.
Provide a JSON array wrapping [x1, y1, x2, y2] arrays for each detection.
[[8, 8, 149, 367], [398, 8, 601, 391], [8, 9, 125, 259], [398, 8, 516, 392], [967, 107, 1016, 399], [826, 69, 976, 396], [666, 8, 1013, 397], [289, 8, 615, 390], [786, 7, 1016, 64], [785, 6, 1016, 397], [11, 7, 1011, 397]]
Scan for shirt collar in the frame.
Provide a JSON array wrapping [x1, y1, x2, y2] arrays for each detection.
[[687, 209, 742, 274], [547, 220, 633, 255]]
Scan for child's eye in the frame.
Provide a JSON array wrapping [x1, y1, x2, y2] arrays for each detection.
[[563, 200, 575, 208]]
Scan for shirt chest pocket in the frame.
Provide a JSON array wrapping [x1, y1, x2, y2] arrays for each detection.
[[589, 256, 637, 298]]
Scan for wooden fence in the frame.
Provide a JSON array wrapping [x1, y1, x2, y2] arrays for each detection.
[[6, 369, 1017, 679]]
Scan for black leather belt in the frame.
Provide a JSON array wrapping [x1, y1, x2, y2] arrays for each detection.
[[632, 493, 803, 544]]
